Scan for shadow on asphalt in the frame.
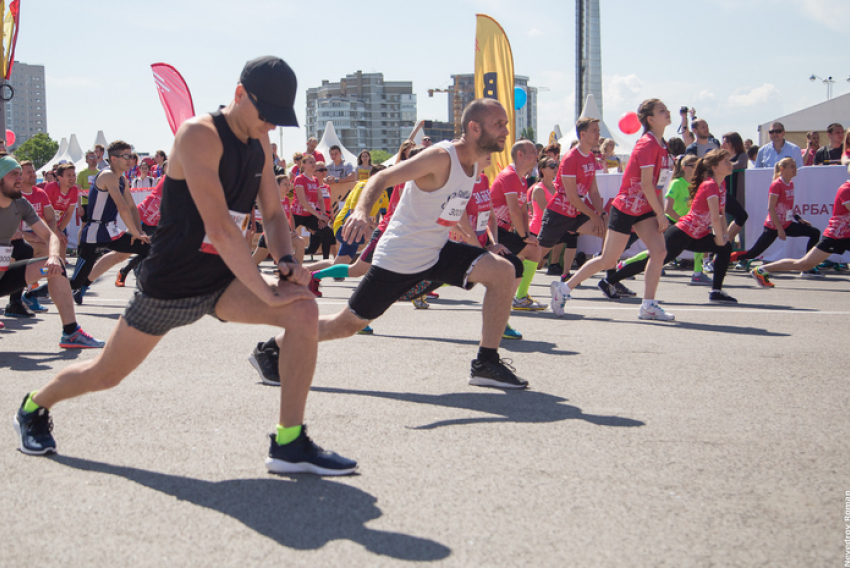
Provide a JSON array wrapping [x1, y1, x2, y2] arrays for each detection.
[[311, 387, 645, 430], [376, 334, 577, 356], [0, 349, 82, 371], [47, 455, 452, 561], [610, 319, 790, 336]]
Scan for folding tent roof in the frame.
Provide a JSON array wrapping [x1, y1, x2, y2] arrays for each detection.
[[316, 122, 357, 166]]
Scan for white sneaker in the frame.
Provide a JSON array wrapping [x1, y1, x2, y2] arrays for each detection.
[[512, 295, 547, 311], [549, 281, 570, 317], [638, 302, 675, 321]]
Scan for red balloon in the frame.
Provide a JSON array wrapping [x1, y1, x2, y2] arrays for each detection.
[[5, 129, 14, 146], [618, 112, 641, 135]]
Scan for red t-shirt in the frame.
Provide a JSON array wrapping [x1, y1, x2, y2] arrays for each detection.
[[676, 178, 725, 239], [378, 184, 404, 232], [138, 178, 164, 227], [307, 151, 325, 164], [489, 165, 527, 231], [765, 177, 794, 230], [528, 182, 553, 235], [20, 186, 51, 231], [292, 174, 321, 216], [612, 132, 672, 216], [466, 173, 492, 246], [290, 165, 300, 178], [43, 182, 79, 226], [320, 183, 332, 214], [549, 147, 597, 218], [824, 181, 850, 239]]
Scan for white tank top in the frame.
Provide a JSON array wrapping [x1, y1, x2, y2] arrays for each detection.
[[373, 141, 478, 274]]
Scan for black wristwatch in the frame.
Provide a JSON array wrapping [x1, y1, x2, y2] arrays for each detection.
[[278, 255, 298, 278]]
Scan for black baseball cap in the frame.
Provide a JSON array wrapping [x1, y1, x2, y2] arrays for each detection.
[[239, 56, 298, 127]]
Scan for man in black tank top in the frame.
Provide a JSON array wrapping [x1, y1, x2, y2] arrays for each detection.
[[13, 57, 357, 475]]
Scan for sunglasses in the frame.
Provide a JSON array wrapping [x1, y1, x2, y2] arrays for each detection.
[[244, 89, 269, 123], [544, 163, 557, 169], [315, 168, 327, 172], [768, 129, 783, 134], [117, 153, 133, 160]]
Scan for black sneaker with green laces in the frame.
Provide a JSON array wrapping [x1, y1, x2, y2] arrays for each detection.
[[469, 358, 528, 389], [13, 394, 57, 455]]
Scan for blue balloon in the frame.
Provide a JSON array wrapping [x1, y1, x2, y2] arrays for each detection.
[[514, 87, 527, 110]]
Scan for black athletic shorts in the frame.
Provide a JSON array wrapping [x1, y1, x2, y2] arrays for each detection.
[[816, 236, 850, 255], [257, 233, 268, 250], [497, 227, 529, 256], [537, 210, 589, 249], [348, 240, 523, 321], [123, 282, 230, 336], [293, 215, 320, 232], [608, 205, 656, 235]]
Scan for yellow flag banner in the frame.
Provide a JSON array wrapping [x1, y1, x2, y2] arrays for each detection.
[[474, 14, 515, 181], [548, 131, 558, 145]]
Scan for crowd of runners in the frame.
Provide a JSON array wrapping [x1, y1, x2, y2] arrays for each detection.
[[5, 56, 849, 476]]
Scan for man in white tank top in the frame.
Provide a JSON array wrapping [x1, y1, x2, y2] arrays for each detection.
[[317, 99, 529, 389]]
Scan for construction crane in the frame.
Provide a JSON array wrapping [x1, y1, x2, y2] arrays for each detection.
[[428, 75, 463, 138]]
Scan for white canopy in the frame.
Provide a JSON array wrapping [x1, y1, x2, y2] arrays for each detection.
[[758, 91, 850, 145], [40, 137, 69, 173], [558, 94, 637, 155], [67, 134, 83, 164], [316, 121, 357, 166]]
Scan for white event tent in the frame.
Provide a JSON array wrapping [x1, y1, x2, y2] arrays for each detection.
[[316, 122, 357, 166]]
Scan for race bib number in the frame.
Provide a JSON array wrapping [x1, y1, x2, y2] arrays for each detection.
[[785, 210, 795, 222], [106, 222, 126, 241], [200, 210, 250, 254], [655, 169, 672, 192], [0, 245, 12, 271], [437, 193, 470, 227], [476, 210, 490, 232]]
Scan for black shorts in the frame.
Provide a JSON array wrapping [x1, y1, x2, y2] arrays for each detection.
[[123, 283, 230, 336], [294, 215, 319, 232], [497, 227, 529, 256], [257, 233, 268, 250], [0, 256, 57, 298], [348, 240, 523, 320], [816, 236, 850, 255], [80, 206, 88, 224], [359, 229, 383, 264], [608, 205, 656, 235], [537, 210, 589, 249]]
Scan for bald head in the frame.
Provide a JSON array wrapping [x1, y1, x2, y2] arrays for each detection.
[[461, 98, 503, 135]]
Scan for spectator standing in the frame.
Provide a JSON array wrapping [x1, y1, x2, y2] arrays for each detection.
[[132, 162, 157, 189], [755, 122, 802, 168], [801, 131, 820, 166], [152, 150, 167, 178], [356, 150, 372, 181], [305, 137, 325, 164], [325, 145, 355, 197], [685, 119, 721, 157], [94, 144, 109, 171], [814, 123, 844, 166], [747, 145, 759, 168]]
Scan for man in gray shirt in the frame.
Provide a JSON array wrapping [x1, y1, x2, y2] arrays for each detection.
[[684, 119, 720, 157]]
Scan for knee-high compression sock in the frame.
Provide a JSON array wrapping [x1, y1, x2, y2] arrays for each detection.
[[516, 260, 538, 299], [693, 252, 704, 274], [313, 265, 349, 280]]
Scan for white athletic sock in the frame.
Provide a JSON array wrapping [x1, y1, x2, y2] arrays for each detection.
[[560, 282, 572, 295], [641, 299, 656, 309]]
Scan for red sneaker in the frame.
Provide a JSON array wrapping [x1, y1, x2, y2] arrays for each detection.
[[308, 276, 322, 298], [115, 272, 127, 287], [729, 250, 745, 263], [426, 291, 439, 299]]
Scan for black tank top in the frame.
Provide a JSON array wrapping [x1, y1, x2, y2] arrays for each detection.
[[138, 108, 265, 299]]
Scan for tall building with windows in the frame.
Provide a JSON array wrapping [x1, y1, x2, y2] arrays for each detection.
[[576, 0, 602, 120], [446, 73, 538, 141], [306, 71, 416, 153], [4, 62, 47, 150]]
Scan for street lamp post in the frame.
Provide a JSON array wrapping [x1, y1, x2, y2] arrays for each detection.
[[809, 74, 850, 100]]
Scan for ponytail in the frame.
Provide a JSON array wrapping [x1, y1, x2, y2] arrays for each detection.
[[688, 149, 730, 201]]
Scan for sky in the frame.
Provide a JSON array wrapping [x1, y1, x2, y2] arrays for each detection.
[[15, 0, 850, 156]]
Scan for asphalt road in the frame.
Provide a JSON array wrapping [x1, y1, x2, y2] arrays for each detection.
[[1, 260, 848, 567]]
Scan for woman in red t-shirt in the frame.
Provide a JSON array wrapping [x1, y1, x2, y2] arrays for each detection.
[[752, 173, 850, 286], [603, 149, 738, 304], [551, 98, 675, 320], [730, 157, 821, 268]]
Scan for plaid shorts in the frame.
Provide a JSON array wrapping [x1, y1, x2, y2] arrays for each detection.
[[123, 284, 230, 336]]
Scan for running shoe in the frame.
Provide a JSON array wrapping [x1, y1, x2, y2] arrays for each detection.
[[546, 263, 562, 276], [59, 326, 105, 349], [729, 251, 746, 263], [502, 324, 523, 340], [72, 286, 88, 305], [469, 358, 528, 389], [0, 321, 4, 329], [13, 394, 57, 455], [702, 259, 715, 273], [426, 291, 439, 299], [613, 282, 636, 297], [597, 279, 620, 300], [734, 260, 749, 271], [248, 342, 280, 386], [560, 272, 571, 282], [21, 294, 47, 313], [115, 271, 127, 287], [751, 267, 774, 288], [356, 325, 373, 335], [689, 272, 713, 286], [549, 281, 570, 317], [412, 296, 429, 309], [307, 276, 322, 298], [708, 290, 738, 304], [800, 268, 825, 279], [511, 295, 547, 311], [265, 427, 358, 476], [4, 301, 34, 318], [638, 303, 675, 321], [333, 277, 345, 282]]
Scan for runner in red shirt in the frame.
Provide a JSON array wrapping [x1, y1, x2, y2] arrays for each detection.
[[253, 175, 304, 265], [550, 99, 676, 321], [115, 175, 166, 286], [601, 149, 737, 303], [43, 163, 78, 262], [537, 118, 606, 285], [730, 157, 822, 276], [305, 137, 325, 165], [752, 174, 850, 286], [489, 140, 546, 311], [19, 163, 58, 259]]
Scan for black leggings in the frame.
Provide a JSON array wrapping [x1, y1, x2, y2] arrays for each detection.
[[608, 225, 732, 290], [306, 226, 335, 259], [725, 191, 748, 227], [118, 223, 157, 277], [737, 221, 820, 261], [70, 233, 150, 289], [606, 232, 640, 280]]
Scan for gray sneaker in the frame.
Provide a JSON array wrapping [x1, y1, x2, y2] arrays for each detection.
[[249, 342, 280, 386]]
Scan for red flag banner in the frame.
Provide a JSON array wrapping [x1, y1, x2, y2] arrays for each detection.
[[2, 0, 21, 80], [151, 63, 195, 135]]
